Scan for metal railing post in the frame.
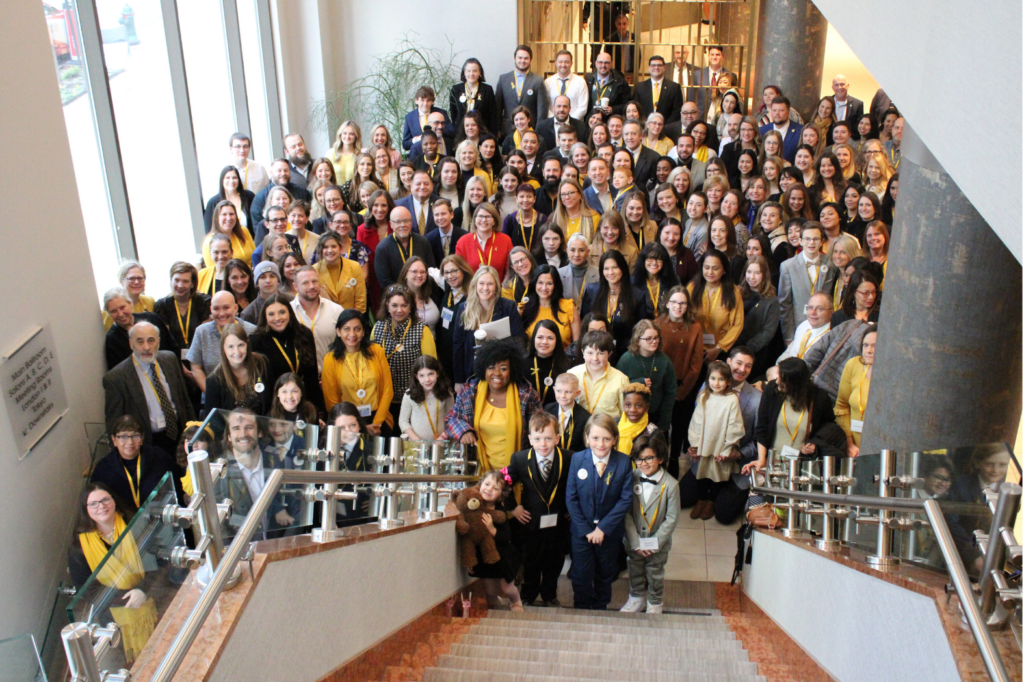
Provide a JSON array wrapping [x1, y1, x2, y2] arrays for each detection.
[[978, 482, 1022, 624], [380, 437, 407, 529], [867, 449, 900, 568], [782, 457, 810, 539], [312, 426, 343, 543], [815, 456, 841, 552], [62, 622, 129, 682], [190, 450, 240, 589], [422, 441, 445, 521]]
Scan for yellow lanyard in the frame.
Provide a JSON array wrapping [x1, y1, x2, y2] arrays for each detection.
[[396, 238, 411, 264], [476, 235, 496, 267], [858, 364, 870, 418], [175, 298, 192, 346], [644, 482, 667, 534], [833, 278, 844, 311], [527, 448, 564, 510], [646, 281, 660, 311], [512, 74, 523, 100], [583, 370, 608, 413], [272, 338, 299, 373], [516, 277, 529, 307], [299, 302, 320, 331], [781, 401, 806, 445], [632, 223, 646, 248], [343, 353, 368, 394], [796, 329, 814, 358], [806, 261, 820, 291], [533, 357, 552, 403], [382, 319, 412, 359], [242, 163, 249, 190], [577, 278, 587, 305], [560, 410, 574, 450], [594, 80, 611, 102], [424, 395, 443, 437], [134, 355, 164, 402], [122, 455, 142, 508], [518, 210, 536, 249]]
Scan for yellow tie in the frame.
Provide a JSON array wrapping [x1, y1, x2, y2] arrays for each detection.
[[418, 204, 427, 234], [797, 329, 814, 358], [596, 460, 607, 478], [653, 81, 661, 107]]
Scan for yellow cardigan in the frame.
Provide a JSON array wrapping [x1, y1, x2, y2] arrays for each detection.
[[834, 356, 870, 446], [101, 295, 155, 331], [202, 230, 256, 269], [197, 267, 221, 296], [313, 259, 367, 312], [687, 283, 745, 351], [321, 344, 394, 428]]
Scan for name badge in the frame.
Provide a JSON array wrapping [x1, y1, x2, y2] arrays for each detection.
[[781, 445, 801, 459], [703, 333, 716, 346], [577, 468, 588, 480], [638, 537, 659, 551], [181, 349, 188, 360], [539, 514, 558, 529], [357, 404, 372, 418], [851, 419, 864, 433], [442, 307, 454, 329]]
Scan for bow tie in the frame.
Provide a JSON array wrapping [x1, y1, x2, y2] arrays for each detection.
[[640, 477, 660, 485]]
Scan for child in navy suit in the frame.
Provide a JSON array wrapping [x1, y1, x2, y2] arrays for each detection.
[[566, 413, 634, 609]]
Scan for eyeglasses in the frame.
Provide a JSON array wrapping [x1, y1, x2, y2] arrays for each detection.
[[442, 269, 460, 277], [639, 336, 660, 343], [804, 305, 829, 313], [267, 217, 287, 223], [87, 496, 114, 510], [124, 276, 145, 283], [634, 456, 658, 465], [667, 300, 687, 307], [392, 219, 413, 226], [559, 192, 579, 199], [115, 434, 142, 442]]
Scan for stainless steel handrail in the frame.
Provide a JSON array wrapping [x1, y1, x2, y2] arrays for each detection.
[[751, 483, 1012, 682], [149, 470, 476, 682]]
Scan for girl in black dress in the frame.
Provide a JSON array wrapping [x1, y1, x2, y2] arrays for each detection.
[[460, 469, 523, 611]]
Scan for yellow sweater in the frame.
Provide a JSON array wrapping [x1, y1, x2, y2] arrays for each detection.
[[834, 356, 871, 446]]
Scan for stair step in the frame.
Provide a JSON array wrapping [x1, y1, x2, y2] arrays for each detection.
[[486, 610, 728, 629], [430, 657, 767, 682], [440, 649, 760, 675], [528, 605, 721, 619], [477, 617, 733, 636], [469, 625, 741, 647], [452, 638, 749, 662]]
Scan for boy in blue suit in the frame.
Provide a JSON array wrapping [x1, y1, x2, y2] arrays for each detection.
[[566, 413, 634, 609]]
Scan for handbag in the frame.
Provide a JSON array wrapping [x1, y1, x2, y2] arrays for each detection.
[[745, 502, 781, 529]]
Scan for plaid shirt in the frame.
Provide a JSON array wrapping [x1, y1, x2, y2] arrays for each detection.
[[444, 378, 543, 450]]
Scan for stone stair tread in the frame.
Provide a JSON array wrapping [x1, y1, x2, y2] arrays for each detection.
[[431, 657, 767, 682], [475, 618, 733, 635], [440, 649, 760, 674], [468, 625, 742, 647], [450, 640, 750, 662], [525, 606, 721, 619], [487, 610, 727, 629], [424, 666, 766, 682]]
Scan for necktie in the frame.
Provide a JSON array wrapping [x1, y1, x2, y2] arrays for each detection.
[[442, 235, 450, 255], [539, 456, 552, 482], [418, 204, 426, 234], [596, 460, 607, 478], [149, 364, 178, 440], [711, 72, 718, 87], [653, 81, 661, 107], [797, 329, 814, 358], [562, 411, 570, 433], [559, 78, 567, 96]]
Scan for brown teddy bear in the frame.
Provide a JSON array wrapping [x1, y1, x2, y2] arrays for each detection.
[[446, 487, 506, 570]]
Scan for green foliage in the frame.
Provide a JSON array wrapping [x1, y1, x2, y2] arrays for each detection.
[[309, 33, 461, 151], [61, 65, 82, 81]]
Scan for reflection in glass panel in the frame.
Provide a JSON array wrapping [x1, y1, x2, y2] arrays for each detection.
[[99, 0, 196, 298], [41, 0, 120, 301], [0, 632, 47, 682]]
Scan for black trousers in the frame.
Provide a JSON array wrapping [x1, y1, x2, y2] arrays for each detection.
[[678, 470, 750, 525], [519, 525, 566, 603]]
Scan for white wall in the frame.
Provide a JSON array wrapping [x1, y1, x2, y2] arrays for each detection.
[[0, 2, 107, 641], [273, 0, 518, 158], [811, 0, 1022, 263]]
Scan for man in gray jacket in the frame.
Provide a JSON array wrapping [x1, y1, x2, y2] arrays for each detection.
[[802, 319, 876, 401], [495, 45, 550, 138]]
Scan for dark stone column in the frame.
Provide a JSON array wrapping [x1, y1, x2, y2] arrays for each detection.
[[753, 0, 827, 120], [860, 124, 1022, 453]]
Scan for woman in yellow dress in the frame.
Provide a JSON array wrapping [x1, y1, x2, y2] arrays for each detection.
[[321, 309, 394, 436], [201, 200, 255, 268], [329, 120, 362, 185], [834, 326, 877, 458]]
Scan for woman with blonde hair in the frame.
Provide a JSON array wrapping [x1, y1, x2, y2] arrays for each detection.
[[760, 155, 784, 197], [330, 120, 363, 184], [308, 178, 330, 223], [202, 200, 255, 268], [825, 233, 865, 310], [362, 123, 401, 167], [451, 265, 525, 386], [589, 210, 639, 269], [619, 189, 658, 250], [667, 166, 692, 203], [832, 143, 861, 184], [456, 139, 490, 185], [456, 174, 490, 230], [307, 157, 337, 191], [863, 154, 892, 201], [455, 201, 514, 280], [702, 175, 729, 216], [369, 144, 400, 198], [550, 178, 598, 242]]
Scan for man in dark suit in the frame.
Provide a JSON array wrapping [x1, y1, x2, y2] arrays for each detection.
[[621, 118, 661, 188], [424, 199, 466, 265], [633, 55, 684, 125], [103, 288, 180, 371], [250, 159, 312, 226], [759, 95, 803, 164], [506, 412, 572, 606], [375, 206, 435, 289], [495, 45, 550, 138], [695, 45, 738, 116], [545, 375, 590, 453], [103, 320, 195, 455], [585, 52, 631, 120], [402, 86, 451, 151], [394, 170, 437, 235], [602, 12, 635, 77], [830, 74, 865, 127], [669, 45, 698, 103], [537, 95, 588, 152]]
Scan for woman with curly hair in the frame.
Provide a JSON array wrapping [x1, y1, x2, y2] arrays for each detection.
[[444, 338, 543, 472]]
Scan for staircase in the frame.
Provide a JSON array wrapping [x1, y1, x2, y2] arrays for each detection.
[[420, 606, 766, 682]]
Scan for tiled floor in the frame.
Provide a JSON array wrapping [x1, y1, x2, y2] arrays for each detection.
[[665, 514, 744, 582]]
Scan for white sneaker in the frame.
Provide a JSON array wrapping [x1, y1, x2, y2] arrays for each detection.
[[646, 602, 663, 614], [620, 595, 645, 612]]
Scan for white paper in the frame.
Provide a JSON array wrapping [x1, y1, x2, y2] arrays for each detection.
[[702, 333, 716, 346], [539, 514, 558, 529], [851, 419, 864, 433], [780, 445, 801, 459], [479, 316, 512, 341], [638, 537, 659, 551], [441, 307, 454, 329]]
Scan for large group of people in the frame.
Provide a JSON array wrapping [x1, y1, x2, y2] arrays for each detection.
[[78, 29, 1000, 621]]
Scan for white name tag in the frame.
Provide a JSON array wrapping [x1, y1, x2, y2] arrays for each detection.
[[181, 349, 188, 360], [357, 404, 372, 418], [851, 419, 864, 433], [539, 514, 558, 529], [638, 537, 659, 551], [780, 445, 801, 459], [703, 333, 716, 346], [441, 307, 454, 329]]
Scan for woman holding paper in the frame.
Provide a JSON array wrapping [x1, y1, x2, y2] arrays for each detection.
[[450, 266, 524, 389]]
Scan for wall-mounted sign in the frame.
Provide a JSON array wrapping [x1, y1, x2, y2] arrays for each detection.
[[2, 324, 69, 459]]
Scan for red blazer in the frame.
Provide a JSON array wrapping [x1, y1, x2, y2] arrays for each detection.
[[454, 232, 514, 281]]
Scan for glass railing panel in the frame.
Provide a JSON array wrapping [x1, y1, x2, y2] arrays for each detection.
[[0, 633, 47, 682], [65, 472, 186, 670]]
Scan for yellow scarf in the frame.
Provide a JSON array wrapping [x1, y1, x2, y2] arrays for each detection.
[[694, 145, 710, 163], [513, 127, 534, 150], [473, 381, 521, 472], [617, 412, 649, 458], [79, 512, 144, 589]]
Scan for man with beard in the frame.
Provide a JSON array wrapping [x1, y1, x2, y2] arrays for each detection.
[[250, 158, 311, 225], [537, 95, 588, 152], [534, 157, 564, 215], [284, 133, 313, 185]]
